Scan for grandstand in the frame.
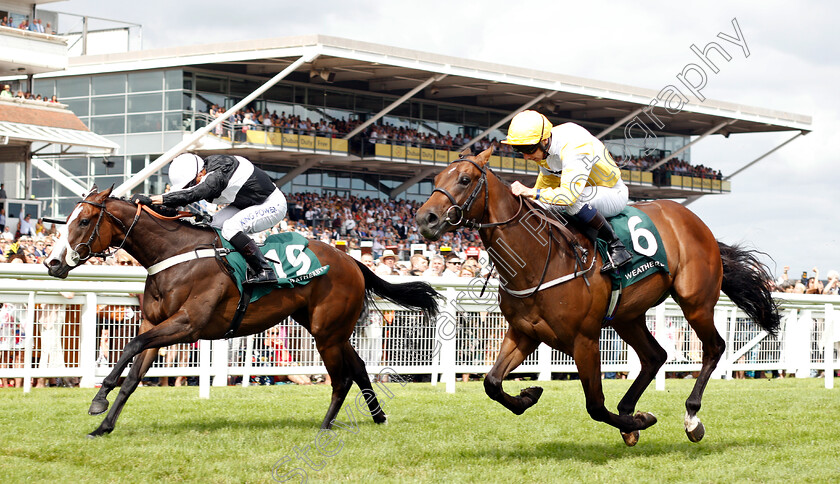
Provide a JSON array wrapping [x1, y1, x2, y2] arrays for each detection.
[[0, 7, 812, 218]]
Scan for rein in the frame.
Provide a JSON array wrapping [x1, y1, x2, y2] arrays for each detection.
[[67, 201, 198, 267], [431, 156, 592, 298]]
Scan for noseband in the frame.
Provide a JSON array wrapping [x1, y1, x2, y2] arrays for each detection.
[[65, 200, 142, 266]]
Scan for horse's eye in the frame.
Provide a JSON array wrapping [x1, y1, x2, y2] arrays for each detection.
[[79, 219, 90, 227], [458, 176, 471, 186]]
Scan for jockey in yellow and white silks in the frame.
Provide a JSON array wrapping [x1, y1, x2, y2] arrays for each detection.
[[502, 110, 632, 272]]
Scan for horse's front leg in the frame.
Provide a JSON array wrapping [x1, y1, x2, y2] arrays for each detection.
[[88, 314, 198, 437], [483, 326, 541, 415], [89, 318, 157, 416]]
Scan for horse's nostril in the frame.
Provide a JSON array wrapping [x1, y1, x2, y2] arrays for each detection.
[[426, 213, 439, 226]]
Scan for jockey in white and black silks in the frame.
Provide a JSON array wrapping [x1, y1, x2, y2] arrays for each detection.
[[502, 110, 632, 273], [133, 153, 286, 284]]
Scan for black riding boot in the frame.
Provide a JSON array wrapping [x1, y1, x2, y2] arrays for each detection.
[[229, 232, 278, 285], [586, 212, 632, 273]]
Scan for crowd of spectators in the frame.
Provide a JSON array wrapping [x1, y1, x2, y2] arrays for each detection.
[[1, 83, 59, 103], [207, 105, 364, 139], [772, 266, 840, 295], [0, 16, 53, 34], [613, 154, 723, 180]]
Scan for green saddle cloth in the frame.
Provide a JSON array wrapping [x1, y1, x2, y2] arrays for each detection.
[[217, 231, 329, 303], [597, 205, 669, 289]]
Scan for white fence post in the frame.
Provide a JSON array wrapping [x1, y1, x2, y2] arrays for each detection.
[[242, 335, 254, 387], [654, 302, 666, 390], [199, 339, 211, 399], [439, 287, 458, 394], [626, 344, 641, 380], [79, 293, 98, 388], [22, 292, 35, 393], [712, 306, 730, 380], [826, 304, 835, 390], [796, 310, 813, 379], [212, 339, 228, 387], [537, 343, 552, 381]]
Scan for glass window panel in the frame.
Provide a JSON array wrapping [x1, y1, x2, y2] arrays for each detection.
[[59, 184, 81, 198], [182, 92, 193, 111], [128, 93, 162, 113], [93, 175, 124, 189], [60, 158, 87, 177], [336, 173, 350, 189], [32, 178, 53, 199], [294, 174, 306, 186], [322, 171, 335, 188], [164, 112, 182, 131], [195, 92, 224, 113], [127, 113, 162, 133], [324, 90, 353, 111], [91, 157, 124, 176], [351, 176, 365, 190], [165, 91, 182, 110], [92, 96, 125, 116], [307, 171, 321, 186], [33, 79, 56, 98], [128, 71, 162, 93], [266, 84, 293, 103], [195, 75, 225, 94], [92, 74, 126, 95], [63, 98, 89, 117], [165, 70, 183, 90], [130, 155, 146, 174], [182, 71, 193, 90], [58, 198, 77, 217], [90, 116, 125, 135], [57, 77, 89, 98]]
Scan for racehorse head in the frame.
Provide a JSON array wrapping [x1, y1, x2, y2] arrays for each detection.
[[415, 147, 494, 240], [44, 185, 119, 278]]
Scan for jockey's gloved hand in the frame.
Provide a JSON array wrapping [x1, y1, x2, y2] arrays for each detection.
[[130, 194, 153, 205]]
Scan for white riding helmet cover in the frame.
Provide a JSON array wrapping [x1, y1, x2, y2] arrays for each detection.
[[168, 153, 204, 190]]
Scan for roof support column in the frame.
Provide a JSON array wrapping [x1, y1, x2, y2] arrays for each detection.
[[646, 119, 736, 172], [113, 50, 320, 197], [388, 166, 439, 199], [459, 91, 557, 152], [274, 157, 321, 188], [343, 73, 448, 140], [596, 106, 645, 139], [682, 130, 806, 207]]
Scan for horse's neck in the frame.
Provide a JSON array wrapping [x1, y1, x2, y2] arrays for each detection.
[[479, 175, 577, 287], [110, 202, 215, 268]]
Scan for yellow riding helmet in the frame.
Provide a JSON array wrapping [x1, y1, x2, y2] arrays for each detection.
[[501, 110, 552, 145]]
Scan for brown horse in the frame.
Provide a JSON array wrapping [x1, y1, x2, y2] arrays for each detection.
[[415, 148, 780, 445], [44, 186, 440, 437]]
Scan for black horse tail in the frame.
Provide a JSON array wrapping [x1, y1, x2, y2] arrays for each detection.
[[354, 259, 442, 320], [718, 242, 781, 336]]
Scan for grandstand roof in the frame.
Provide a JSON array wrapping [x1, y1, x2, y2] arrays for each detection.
[[61, 34, 811, 136]]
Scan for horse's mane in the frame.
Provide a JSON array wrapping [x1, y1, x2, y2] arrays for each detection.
[[111, 197, 212, 230]]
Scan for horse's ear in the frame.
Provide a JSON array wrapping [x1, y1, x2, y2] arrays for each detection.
[[459, 147, 472, 158], [476, 147, 494, 165], [99, 185, 115, 199]]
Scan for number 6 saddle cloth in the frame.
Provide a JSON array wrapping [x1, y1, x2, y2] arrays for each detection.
[[217, 230, 330, 302], [601, 205, 669, 290]]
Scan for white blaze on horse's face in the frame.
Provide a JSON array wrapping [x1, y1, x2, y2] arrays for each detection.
[[44, 204, 84, 268]]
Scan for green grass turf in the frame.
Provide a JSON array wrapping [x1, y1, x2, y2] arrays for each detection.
[[0, 378, 838, 483]]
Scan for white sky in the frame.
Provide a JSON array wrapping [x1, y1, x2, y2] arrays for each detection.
[[52, 0, 840, 279]]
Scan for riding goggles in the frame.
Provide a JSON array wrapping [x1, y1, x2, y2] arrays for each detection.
[[512, 143, 541, 155]]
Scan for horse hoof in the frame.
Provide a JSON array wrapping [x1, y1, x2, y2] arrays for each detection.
[[621, 430, 640, 447], [520, 386, 544, 404], [374, 414, 388, 425], [87, 427, 112, 438], [88, 399, 109, 416], [685, 420, 706, 442], [634, 411, 657, 430]]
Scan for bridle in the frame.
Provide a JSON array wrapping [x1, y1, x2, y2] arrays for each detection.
[[65, 200, 143, 267], [431, 156, 523, 230], [430, 156, 592, 298]]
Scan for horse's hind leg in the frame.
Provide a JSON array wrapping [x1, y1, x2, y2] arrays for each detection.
[[573, 334, 658, 435], [317, 342, 356, 429], [344, 344, 387, 424], [676, 300, 725, 443], [612, 316, 667, 446], [484, 326, 542, 415]]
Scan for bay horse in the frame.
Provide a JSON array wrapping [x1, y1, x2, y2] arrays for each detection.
[[415, 148, 780, 445], [44, 186, 440, 437]]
